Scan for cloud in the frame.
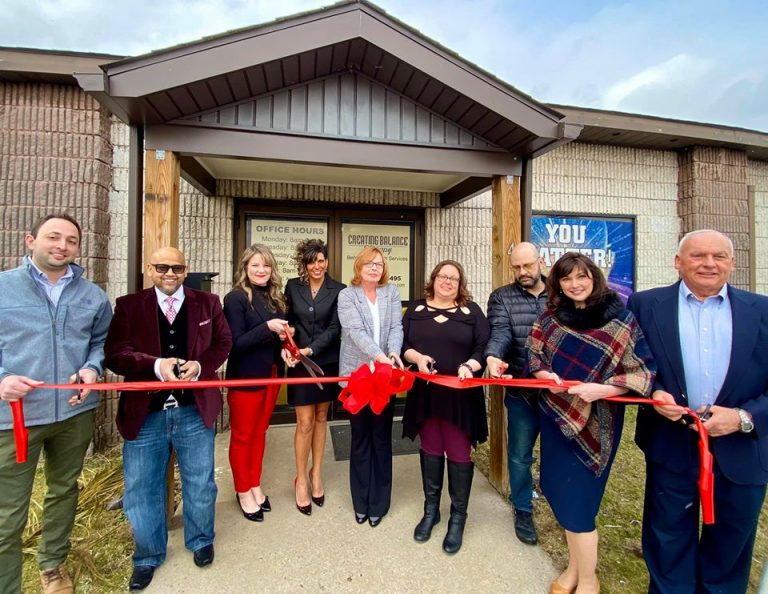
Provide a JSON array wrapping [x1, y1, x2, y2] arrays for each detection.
[[1, 0, 765, 130], [603, 54, 712, 110]]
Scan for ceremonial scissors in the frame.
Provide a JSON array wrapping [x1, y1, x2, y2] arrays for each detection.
[[281, 332, 325, 389]]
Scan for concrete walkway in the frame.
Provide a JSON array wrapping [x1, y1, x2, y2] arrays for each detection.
[[146, 423, 557, 593]]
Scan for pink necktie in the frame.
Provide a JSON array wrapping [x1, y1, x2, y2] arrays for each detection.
[[164, 296, 177, 324]]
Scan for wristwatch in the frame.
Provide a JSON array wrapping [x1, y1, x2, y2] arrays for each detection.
[[736, 409, 755, 433]]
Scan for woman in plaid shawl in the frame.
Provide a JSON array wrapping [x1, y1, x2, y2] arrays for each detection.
[[525, 253, 655, 594]]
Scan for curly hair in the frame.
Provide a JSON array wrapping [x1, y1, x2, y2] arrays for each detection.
[[350, 246, 389, 287], [424, 260, 473, 307], [293, 239, 329, 285], [545, 252, 610, 311], [233, 243, 286, 312]]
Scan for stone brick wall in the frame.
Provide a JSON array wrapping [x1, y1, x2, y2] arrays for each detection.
[[0, 82, 112, 286], [532, 142, 681, 291], [1, 82, 116, 448], [678, 146, 749, 288], [748, 159, 768, 294], [106, 117, 130, 303], [179, 181, 234, 298], [425, 192, 493, 308]]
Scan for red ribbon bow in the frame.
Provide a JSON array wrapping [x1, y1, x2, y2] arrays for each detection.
[[338, 362, 414, 415]]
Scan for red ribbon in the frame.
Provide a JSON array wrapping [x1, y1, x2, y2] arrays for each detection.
[[9, 401, 28, 464], [7, 366, 715, 524]]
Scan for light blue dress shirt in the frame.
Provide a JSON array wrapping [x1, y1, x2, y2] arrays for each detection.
[[29, 258, 74, 307], [678, 281, 732, 410]]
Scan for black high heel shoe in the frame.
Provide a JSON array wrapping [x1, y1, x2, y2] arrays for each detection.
[[257, 495, 271, 512], [355, 513, 368, 524], [236, 494, 264, 522], [294, 478, 312, 516], [310, 469, 325, 507]]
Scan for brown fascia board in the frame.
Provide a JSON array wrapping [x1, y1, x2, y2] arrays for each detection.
[[179, 156, 216, 196], [106, 13, 359, 97], [440, 176, 491, 208], [145, 124, 523, 177], [99, 2, 564, 140], [551, 104, 768, 150], [0, 47, 121, 82]]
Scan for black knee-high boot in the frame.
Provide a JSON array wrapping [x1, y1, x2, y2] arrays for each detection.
[[414, 451, 444, 542], [442, 461, 473, 554]]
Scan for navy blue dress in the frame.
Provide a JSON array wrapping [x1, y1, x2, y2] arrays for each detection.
[[526, 295, 655, 532]]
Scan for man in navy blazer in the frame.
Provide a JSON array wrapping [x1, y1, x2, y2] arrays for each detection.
[[105, 247, 231, 591], [627, 230, 767, 594]]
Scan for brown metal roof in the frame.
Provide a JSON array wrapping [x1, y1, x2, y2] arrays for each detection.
[[76, 0, 573, 163], [551, 104, 768, 162], [0, 47, 122, 85]]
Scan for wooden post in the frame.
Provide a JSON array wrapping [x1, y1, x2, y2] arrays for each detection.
[[488, 175, 522, 494], [143, 148, 181, 521], [143, 149, 180, 284]]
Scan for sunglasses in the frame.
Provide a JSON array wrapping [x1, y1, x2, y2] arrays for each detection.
[[150, 263, 186, 274]]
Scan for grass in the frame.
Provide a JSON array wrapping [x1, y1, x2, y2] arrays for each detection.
[[475, 406, 768, 593], [21, 449, 134, 594], [19, 412, 767, 593]]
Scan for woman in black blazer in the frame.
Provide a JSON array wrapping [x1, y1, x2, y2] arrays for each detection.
[[223, 244, 289, 523], [284, 239, 345, 515]]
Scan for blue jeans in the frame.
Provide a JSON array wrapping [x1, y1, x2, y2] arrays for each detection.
[[122, 406, 217, 568], [505, 393, 540, 513]]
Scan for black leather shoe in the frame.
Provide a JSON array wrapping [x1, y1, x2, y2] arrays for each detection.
[[236, 494, 264, 522], [193, 544, 214, 567], [258, 495, 271, 512], [514, 510, 538, 545], [129, 566, 155, 591], [368, 515, 383, 527], [355, 513, 368, 524], [311, 493, 325, 507]]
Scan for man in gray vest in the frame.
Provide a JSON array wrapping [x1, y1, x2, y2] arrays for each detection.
[[485, 242, 547, 545], [0, 213, 112, 594]]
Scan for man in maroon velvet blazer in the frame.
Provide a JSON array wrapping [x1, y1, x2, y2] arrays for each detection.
[[105, 247, 231, 591]]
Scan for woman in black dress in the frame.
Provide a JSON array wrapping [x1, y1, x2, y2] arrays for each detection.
[[284, 239, 345, 515], [402, 260, 489, 554]]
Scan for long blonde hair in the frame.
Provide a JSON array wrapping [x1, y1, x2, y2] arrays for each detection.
[[233, 244, 286, 312]]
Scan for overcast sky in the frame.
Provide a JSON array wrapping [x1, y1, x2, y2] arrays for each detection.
[[3, 0, 766, 131]]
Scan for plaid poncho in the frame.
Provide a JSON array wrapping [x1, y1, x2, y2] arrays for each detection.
[[526, 294, 655, 475]]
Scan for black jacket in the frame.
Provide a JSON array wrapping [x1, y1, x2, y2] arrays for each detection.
[[223, 288, 285, 386], [284, 276, 346, 367], [484, 280, 547, 377]]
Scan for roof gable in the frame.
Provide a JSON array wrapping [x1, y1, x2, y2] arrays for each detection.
[[174, 71, 502, 151], [78, 1, 574, 159]]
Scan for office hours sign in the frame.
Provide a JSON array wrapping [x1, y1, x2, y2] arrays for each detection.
[[247, 217, 328, 284], [531, 215, 636, 302]]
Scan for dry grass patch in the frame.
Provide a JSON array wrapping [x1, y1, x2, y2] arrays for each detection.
[[21, 448, 133, 594]]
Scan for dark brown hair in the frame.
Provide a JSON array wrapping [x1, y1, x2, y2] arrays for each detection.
[[293, 239, 329, 284], [30, 213, 82, 242], [545, 252, 610, 310], [424, 260, 473, 308]]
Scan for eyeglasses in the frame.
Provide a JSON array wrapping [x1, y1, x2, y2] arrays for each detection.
[[436, 274, 460, 284], [511, 261, 539, 272], [363, 261, 384, 270], [150, 263, 186, 274]]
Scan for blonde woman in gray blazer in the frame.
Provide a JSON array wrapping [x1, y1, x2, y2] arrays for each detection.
[[337, 246, 404, 528]]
